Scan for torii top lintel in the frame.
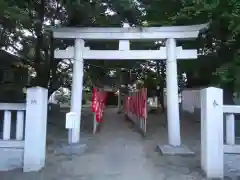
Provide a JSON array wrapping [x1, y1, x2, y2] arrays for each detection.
[[51, 23, 208, 40]]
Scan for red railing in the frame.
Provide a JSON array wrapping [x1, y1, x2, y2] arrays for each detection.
[[124, 88, 147, 133]]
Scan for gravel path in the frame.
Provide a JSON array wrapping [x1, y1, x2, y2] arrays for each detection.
[[0, 108, 240, 179]]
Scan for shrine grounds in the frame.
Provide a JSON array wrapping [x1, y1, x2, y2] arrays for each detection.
[[0, 107, 240, 180]]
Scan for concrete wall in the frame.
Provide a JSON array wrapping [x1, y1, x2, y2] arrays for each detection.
[[0, 104, 26, 171], [181, 88, 201, 121], [0, 87, 48, 172], [0, 141, 24, 170]]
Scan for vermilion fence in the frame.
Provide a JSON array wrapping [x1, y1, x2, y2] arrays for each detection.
[[124, 88, 147, 135], [91, 88, 107, 134]]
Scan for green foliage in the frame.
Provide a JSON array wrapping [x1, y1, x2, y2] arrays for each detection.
[[2, 0, 240, 94], [0, 0, 144, 96], [139, 0, 240, 91]]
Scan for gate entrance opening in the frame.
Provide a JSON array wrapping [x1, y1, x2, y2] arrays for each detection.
[[52, 23, 208, 155]]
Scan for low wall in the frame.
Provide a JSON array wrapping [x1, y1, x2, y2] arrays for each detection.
[[0, 103, 26, 171], [181, 88, 202, 121], [162, 89, 201, 120], [0, 87, 48, 172], [0, 141, 24, 171]]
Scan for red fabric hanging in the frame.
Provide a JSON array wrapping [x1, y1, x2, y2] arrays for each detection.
[[92, 88, 97, 112], [94, 90, 107, 123]]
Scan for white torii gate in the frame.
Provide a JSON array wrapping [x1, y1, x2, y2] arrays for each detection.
[[52, 23, 207, 155]]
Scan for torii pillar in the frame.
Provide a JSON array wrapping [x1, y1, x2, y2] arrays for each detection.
[[70, 39, 84, 143], [53, 40, 87, 155], [117, 32, 130, 112], [157, 38, 194, 156]]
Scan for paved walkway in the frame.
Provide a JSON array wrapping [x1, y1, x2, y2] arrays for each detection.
[[1, 108, 240, 179]]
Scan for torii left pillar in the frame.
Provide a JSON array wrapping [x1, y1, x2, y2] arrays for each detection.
[[55, 39, 87, 155], [70, 38, 84, 143], [117, 37, 130, 113]]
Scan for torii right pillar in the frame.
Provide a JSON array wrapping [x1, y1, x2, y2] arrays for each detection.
[[158, 38, 194, 156]]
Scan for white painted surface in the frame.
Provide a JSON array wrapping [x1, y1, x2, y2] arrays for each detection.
[[0, 140, 24, 148], [166, 38, 181, 146], [52, 24, 208, 40], [70, 39, 84, 144], [0, 103, 26, 171], [226, 113, 235, 145], [54, 46, 197, 60], [224, 145, 240, 154], [66, 112, 77, 129], [200, 87, 224, 179], [223, 105, 240, 113], [3, 111, 11, 140], [16, 111, 24, 140], [0, 103, 26, 110], [0, 148, 24, 171], [117, 35, 130, 111], [181, 89, 201, 113], [24, 87, 48, 172]]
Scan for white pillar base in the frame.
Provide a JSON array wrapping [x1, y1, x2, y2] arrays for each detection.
[[157, 144, 195, 156]]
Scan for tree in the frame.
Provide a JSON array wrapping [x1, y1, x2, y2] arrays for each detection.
[[0, 0, 144, 97], [138, 0, 240, 104]]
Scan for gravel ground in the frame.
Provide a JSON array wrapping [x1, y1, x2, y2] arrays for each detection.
[[0, 107, 239, 180]]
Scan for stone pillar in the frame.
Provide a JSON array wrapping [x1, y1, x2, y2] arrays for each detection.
[[200, 87, 224, 179], [23, 87, 48, 172], [226, 113, 235, 145], [69, 38, 85, 144], [118, 36, 130, 112], [166, 38, 181, 146], [157, 39, 194, 156]]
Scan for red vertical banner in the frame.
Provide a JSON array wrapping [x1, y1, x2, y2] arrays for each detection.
[[130, 96, 133, 113], [124, 96, 126, 113], [92, 89, 107, 123], [136, 91, 140, 117], [136, 91, 139, 117], [92, 88, 97, 112], [134, 93, 137, 114], [134, 94, 136, 114], [143, 88, 147, 119], [135, 93, 137, 114], [139, 89, 143, 117], [124, 88, 147, 134]]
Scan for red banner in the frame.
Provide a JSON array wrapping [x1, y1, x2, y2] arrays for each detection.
[[124, 88, 147, 119], [92, 88, 97, 112], [91, 88, 107, 123]]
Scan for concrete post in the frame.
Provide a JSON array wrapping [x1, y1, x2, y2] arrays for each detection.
[[166, 38, 181, 146], [118, 28, 130, 112], [23, 87, 48, 172], [226, 113, 235, 145], [69, 38, 85, 144], [200, 87, 224, 179]]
